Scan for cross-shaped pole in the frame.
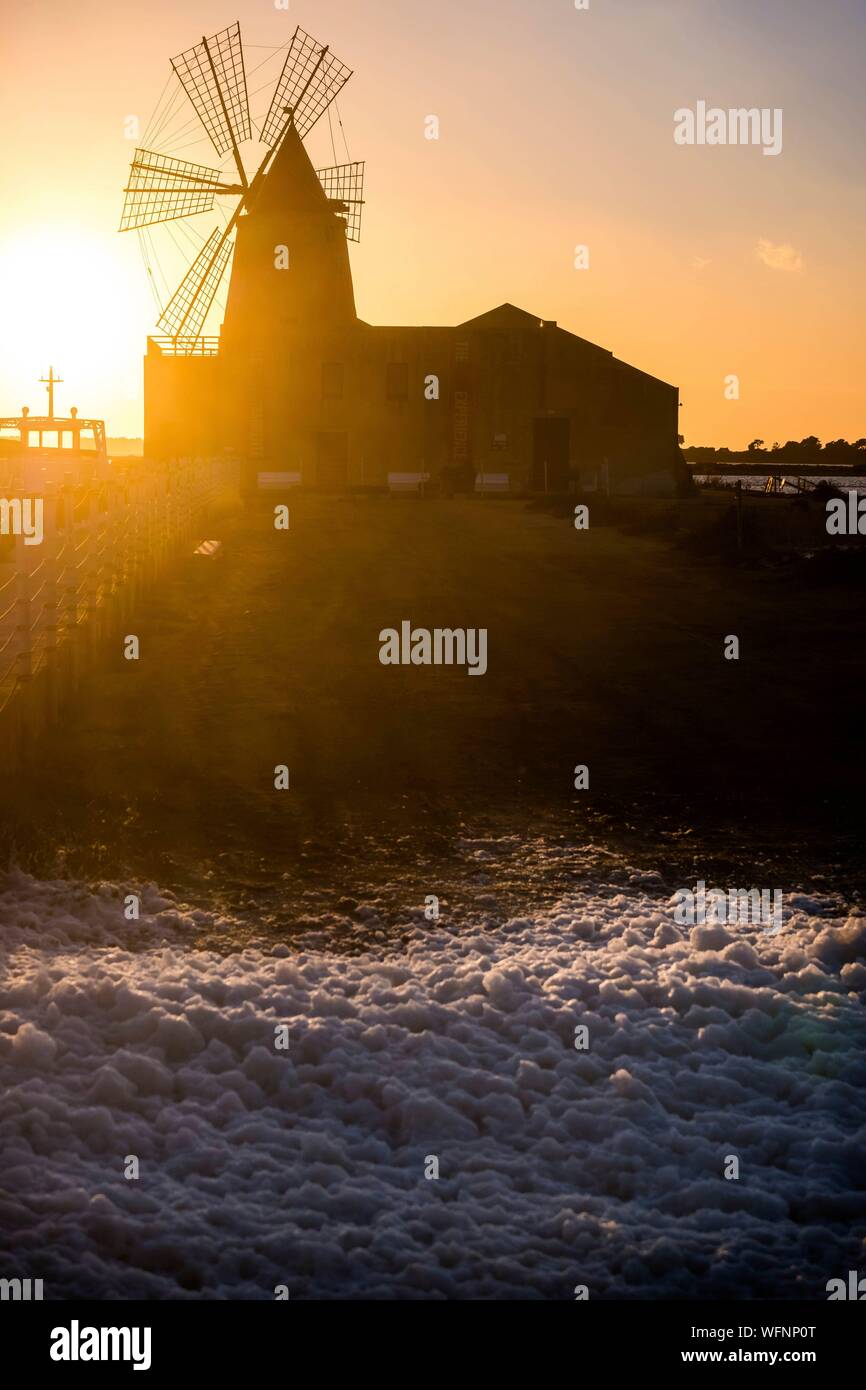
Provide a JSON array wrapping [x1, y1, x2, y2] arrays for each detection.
[[39, 366, 64, 419]]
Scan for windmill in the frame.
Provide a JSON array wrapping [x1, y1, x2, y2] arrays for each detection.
[[120, 23, 364, 352]]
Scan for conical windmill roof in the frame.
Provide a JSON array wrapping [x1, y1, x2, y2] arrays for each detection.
[[221, 120, 356, 345], [251, 122, 331, 219]]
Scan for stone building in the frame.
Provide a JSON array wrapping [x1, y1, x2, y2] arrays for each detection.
[[144, 122, 681, 494]]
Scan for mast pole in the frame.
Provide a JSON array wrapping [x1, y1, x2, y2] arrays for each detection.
[[39, 366, 63, 419]]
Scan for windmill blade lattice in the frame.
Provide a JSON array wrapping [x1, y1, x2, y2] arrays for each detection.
[[122, 21, 362, 345], [171, 22, 251, 158], [261, 26, 353, 147], [120, 149, 240, 232], [316, 163, 365, 243], [157, 227, 235, 343]]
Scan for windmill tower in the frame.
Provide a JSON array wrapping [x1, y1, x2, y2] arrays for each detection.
[[120, 23, 363, 355]]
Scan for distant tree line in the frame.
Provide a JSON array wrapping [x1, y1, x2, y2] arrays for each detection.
[[682, 436, 866, 463]]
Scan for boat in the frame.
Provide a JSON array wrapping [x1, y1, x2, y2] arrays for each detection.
[[0, 368, 109, 492]]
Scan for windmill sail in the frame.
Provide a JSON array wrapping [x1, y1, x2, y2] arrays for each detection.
[[171, 22, 251, 157], [120, 149, 238, 232], [157, 226, 234, 342], [315, 162, 365, 242], [261, 27, 352, 148], [127, 22, 360, 344]]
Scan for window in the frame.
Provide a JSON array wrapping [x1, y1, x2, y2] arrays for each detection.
[[322, 363, 344, 400], [386, 362, 409, 401]]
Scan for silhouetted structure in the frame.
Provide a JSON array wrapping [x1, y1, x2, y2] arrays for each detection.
[[133, 24, 681, 493]]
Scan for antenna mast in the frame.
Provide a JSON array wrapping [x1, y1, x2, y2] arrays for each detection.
[[39, 366, 63, 419]]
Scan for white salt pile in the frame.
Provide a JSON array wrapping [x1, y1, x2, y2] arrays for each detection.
[[1, 859, 864, 1299]]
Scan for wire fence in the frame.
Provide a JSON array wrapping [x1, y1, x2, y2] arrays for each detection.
[[0, 455, 238, 749]]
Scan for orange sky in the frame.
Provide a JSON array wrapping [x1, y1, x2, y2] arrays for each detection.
[[2, 0, 864, 445]]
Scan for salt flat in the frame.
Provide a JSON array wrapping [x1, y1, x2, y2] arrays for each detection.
[[0, 846, 863, 1299]]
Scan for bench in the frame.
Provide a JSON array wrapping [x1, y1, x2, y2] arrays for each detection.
[[475, 472, 510, 493], [257, 471, 302, 490], [388, 472, 430, 493]]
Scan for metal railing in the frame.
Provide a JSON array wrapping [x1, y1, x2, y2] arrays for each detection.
[[148, 336, 221, 356]]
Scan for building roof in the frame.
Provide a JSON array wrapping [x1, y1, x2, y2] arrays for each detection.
[[458, 304, 547, 331], [458, 303, 611, 355], [457, 303, 677, 391]]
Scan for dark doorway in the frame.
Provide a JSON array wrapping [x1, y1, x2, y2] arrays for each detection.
[[532, 417, 571, 492], [316, 432, 349, 489]]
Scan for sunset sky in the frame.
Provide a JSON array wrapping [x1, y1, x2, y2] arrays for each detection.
[[2, 0, 864, 445]]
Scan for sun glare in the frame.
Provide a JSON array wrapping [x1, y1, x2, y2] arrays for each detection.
[[0, 224, 145, 423]]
